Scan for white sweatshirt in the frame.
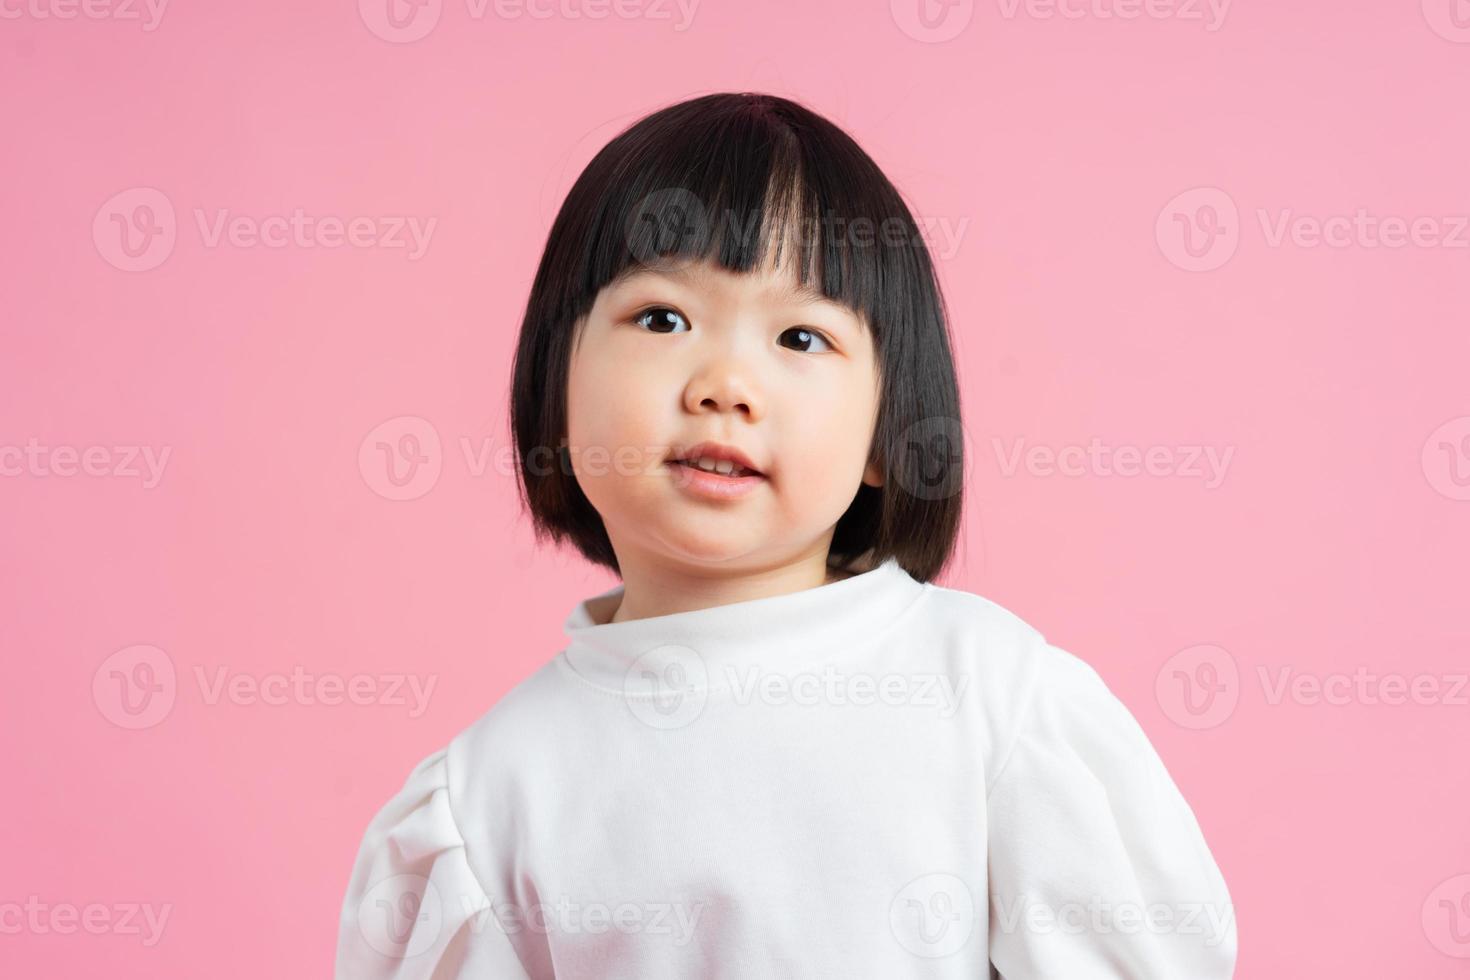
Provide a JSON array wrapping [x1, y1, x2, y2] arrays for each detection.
[[335, 556, 1237, 979]]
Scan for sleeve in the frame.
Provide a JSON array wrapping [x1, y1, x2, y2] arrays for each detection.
[[986, 642, 1237, 979], [335, 748, 533, 980]]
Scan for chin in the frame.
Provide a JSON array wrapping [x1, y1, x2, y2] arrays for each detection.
[[653, 530, 772, 566]]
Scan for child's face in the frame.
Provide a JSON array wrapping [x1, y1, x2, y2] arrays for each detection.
[[565, 251, 884, 571]]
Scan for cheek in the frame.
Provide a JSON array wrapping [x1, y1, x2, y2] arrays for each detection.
[[774, 378, 878, 500], [566, 345, 669, 484]]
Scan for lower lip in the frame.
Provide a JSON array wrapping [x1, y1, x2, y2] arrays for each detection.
[[666, 461, 767, 500]]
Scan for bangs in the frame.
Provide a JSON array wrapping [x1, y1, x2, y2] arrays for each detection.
[[553, 93, 930, 341]]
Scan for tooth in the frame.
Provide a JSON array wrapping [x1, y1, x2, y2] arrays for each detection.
[[714, 459, 734, 475]]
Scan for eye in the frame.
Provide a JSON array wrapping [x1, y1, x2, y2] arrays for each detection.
[[631, 306, 689, 334], [778, 326, 834, 354]]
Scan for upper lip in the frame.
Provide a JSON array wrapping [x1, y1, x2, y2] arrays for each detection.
[[667, 441, 766, 476]]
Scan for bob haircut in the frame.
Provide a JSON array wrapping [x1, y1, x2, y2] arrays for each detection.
[[510, 92, 964, 584]]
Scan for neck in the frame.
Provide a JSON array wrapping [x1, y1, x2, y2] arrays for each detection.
[[606, 545, 853, 625]]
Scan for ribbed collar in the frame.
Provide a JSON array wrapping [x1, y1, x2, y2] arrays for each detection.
[[558, 557, 930, 695]]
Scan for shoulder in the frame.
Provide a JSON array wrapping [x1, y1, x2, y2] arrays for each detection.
[[436, 656, 582, 808], [349, 656, 581, 854], [912, 579, 1126, 773], [912, 578, 1057, 706], [349, 655, 569, 829], [335, 658, 578, 976], [914, 578, 1047, 647], [918, 578, 1110, 688]]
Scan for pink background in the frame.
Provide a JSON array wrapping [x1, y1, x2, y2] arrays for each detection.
[[3, 0, 1469, 975]]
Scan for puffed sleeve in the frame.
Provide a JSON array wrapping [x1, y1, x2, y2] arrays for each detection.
[[335, 748, 532, 980], [986, 643, 1237, 978]]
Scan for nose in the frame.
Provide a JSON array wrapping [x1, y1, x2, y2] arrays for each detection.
[[682, 351, 764, 421]]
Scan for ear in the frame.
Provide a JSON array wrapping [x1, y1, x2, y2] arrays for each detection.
[[862, 455, 884, 488]]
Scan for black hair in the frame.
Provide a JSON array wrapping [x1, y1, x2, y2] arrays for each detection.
[[509, 92, 964, 584]]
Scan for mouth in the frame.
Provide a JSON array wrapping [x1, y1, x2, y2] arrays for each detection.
[[664, 455, 767, 500], [666, 458, 764, 481], [665, 444, 766, 480]]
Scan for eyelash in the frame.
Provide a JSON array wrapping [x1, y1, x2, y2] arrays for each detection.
[[629, 305, 836, 353]]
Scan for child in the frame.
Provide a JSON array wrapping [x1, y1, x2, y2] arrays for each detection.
[[335, 93, 1237, 978]]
